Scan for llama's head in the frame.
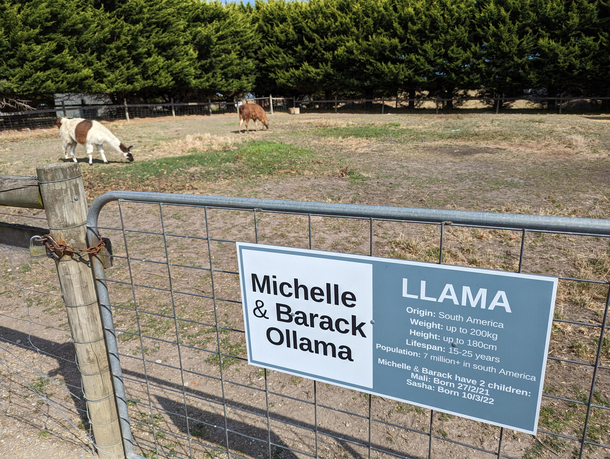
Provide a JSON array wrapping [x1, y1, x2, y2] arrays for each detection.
[[120, 143, 134, 162]]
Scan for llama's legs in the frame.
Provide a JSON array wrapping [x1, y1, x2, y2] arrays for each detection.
[[62, 141, 69, 160], [96, 145, 108, 164], [86, 144, 95, 165], [69, 144, 77, 163]]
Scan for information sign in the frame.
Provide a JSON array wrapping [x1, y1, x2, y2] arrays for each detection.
[[237, 243, 557, 434]]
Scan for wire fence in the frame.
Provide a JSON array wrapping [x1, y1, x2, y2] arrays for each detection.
[[0, 98, 292, 132], [1, 95, 608, 132], [0, 206, 95, 455], [86, 192, 610, 459]]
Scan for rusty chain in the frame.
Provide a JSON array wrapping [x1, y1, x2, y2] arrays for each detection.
[[37, 234, 106, 262]]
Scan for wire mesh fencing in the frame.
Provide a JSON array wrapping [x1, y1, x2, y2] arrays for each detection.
[[0, 98, 289, 132], [2, 95, 608, 132], [87, 192, 610, 459], [0, 206, 95, 454]]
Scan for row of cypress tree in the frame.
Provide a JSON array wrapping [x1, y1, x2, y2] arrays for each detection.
[[1, 0, 609, 105]]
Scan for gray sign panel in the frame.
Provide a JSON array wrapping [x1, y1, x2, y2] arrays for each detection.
[[237, 243, 557, 434]]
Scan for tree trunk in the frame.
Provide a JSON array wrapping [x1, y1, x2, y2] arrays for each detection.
[[444, 89, 454, 110]]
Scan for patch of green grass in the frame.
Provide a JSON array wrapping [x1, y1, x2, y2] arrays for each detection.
[[88, 141, 321, 187], [203, 449, 226, 458], [393, 404, 425, 415], [437, 412, 454, 421], [17, 263, 32, 273], [570, 340, 588, 359], [141, 315, 174, 340], [118, 329, 139, 343], [204, 337, 246, 369], [523, 439, 545, 459], [191, 423, 206, 439], [593, 391, 610, 408], [571, 386, 590, 404], [31, 377, 53, 397], [523, 436, 570, 459], [136, 411, 163, 429], [539, 407, 564, 431], [337, 165, 368, 181]]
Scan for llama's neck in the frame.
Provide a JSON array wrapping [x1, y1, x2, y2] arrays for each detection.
[[104, 135, 122, 152]]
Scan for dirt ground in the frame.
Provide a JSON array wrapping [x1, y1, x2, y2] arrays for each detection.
[[1, 111, 610, 459], [0, 406, 94, 459]]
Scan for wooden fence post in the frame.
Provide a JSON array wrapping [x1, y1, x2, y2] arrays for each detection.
[[496, 98, 500, 114], [269, 94, 274, 114], [123, 98, 130, 122], [381, 96, 385, 114], [62, 101, 67, 117], [36, 163, 125, 459], [208, 99, 212, 116], [171, 98, 176, 118]]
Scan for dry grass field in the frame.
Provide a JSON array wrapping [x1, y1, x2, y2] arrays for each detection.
[[1, 112, 609, 216], [1, 111, 610, 459]]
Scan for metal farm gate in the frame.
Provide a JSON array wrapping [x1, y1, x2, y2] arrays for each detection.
[[85, 191, 610, 459]]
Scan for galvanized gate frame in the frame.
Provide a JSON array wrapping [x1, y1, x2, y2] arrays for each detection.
[[86, 191, 610, 459]]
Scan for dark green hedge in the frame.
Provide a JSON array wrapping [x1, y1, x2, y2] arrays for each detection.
[[1, 0, 608, 102]]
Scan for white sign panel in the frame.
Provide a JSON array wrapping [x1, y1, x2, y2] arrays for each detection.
[[238, 244, 373, 388]]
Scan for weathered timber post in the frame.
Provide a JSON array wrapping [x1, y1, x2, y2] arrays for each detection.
[[269, 94, 274, 114], [62, 101, 67, 117], [171, 98, 176, 118], [208, 99, 212, 116], [123, 98, 130, 123], [381, 96, 385, 114], [36, 163, 125, 459]]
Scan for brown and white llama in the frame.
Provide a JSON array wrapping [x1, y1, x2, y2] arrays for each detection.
[[56, 117, 134, 165]]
